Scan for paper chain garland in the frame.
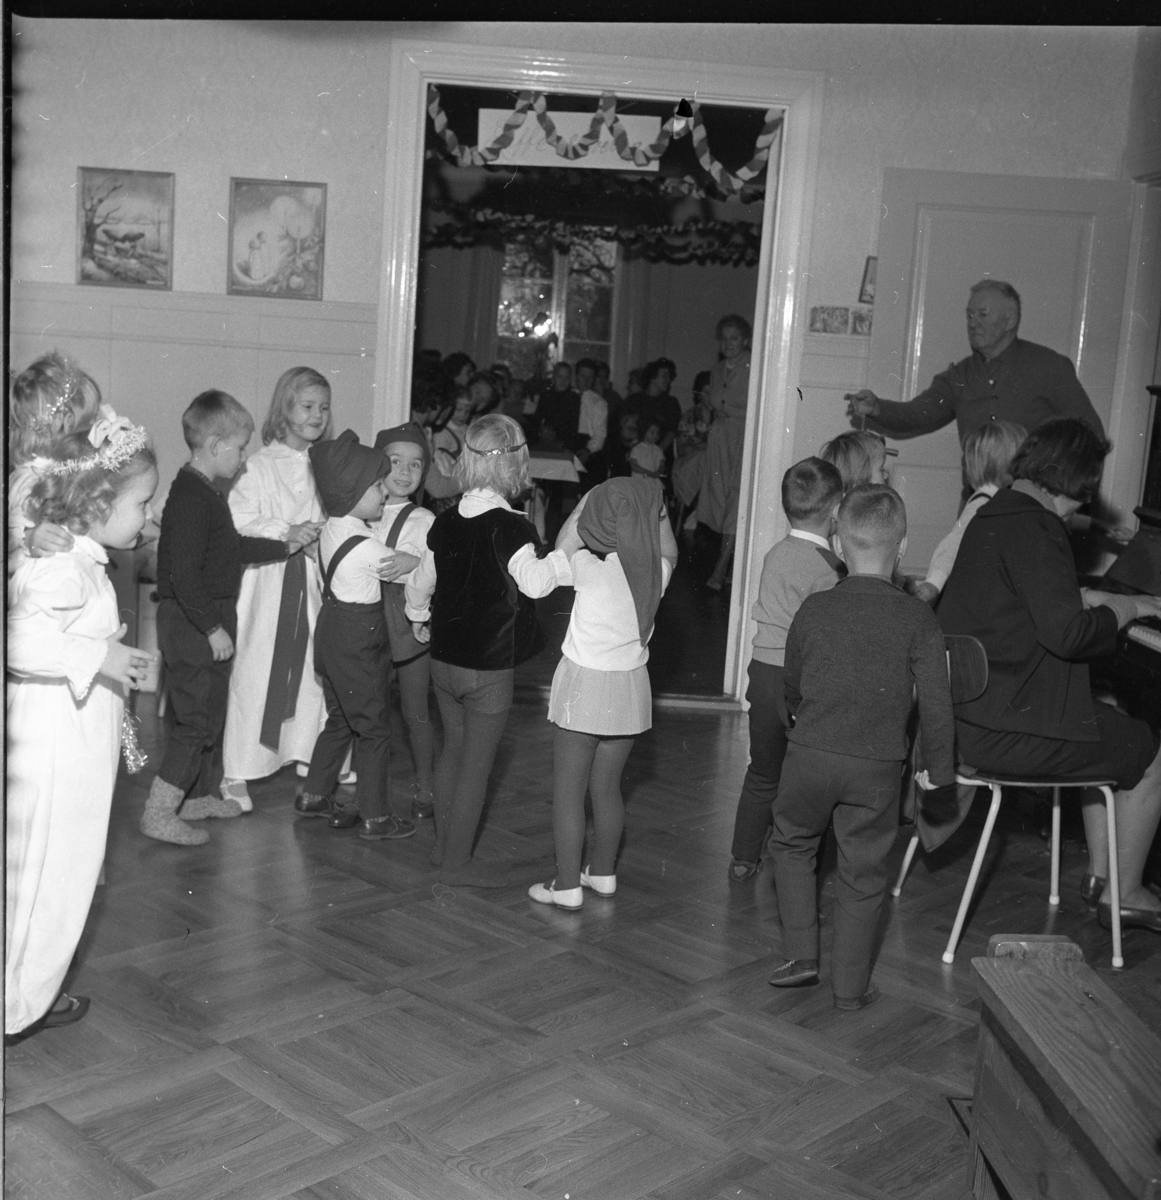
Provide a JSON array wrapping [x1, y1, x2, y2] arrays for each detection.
[[427, 86, 781, 197]]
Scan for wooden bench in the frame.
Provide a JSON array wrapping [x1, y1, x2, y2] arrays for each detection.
[[970, 935, 1161, 1200]]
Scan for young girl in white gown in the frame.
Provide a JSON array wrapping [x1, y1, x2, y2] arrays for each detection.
[[220, 368, 331, 808], [6, 419, 158, 1036]]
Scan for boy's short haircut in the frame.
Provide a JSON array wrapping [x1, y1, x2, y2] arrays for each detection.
[[182, 390, 255, 450], [837, 483, 906, 552], [962, 420, 1027, 490], [781, 457, 843, 523]]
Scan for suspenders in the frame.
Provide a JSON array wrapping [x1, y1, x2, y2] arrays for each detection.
[[321, 535, 369, 603], [383, 503, 416, 551]]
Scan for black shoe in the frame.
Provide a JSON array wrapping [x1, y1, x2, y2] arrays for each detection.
[[327, 810, 361, 829], [295, 791, 343, 817], [358, 814, 416, 840], [835, 985, 880, 1011], [768, 958, 819, 988], [1080, 873, 1105, 908]]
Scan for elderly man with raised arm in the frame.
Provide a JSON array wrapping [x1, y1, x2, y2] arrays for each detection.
[[847, 280, 1103, 442]]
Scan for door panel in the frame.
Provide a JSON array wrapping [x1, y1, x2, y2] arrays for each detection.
[[871, 169, 1134, 572]]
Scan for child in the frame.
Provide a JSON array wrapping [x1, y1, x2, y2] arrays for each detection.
[[818, 429, 894, 493], [297, 430, 416, 840], [912, 420, 1027, 605], [629, 417, 666, 480], [148, 392, 309, 846], [608, 410, 639, 479], [726, 458, 845, 882], [372, 422, 438, 820], [766, 484, 955, 1009], [220, 367, 330, 809], [8, 351, 107, 573], [528, 477, 677, 909], [7, 420, 158, 1036], [406, 414, 572, 888]]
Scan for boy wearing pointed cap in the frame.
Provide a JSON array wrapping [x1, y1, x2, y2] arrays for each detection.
[[371, 423, 437, 820], [297, 429, 415, 840]]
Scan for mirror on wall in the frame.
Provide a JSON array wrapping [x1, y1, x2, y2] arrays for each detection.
[[412, 84, 780, 697]]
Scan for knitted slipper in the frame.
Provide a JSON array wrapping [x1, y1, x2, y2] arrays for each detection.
[[182, 795, 244, 820]]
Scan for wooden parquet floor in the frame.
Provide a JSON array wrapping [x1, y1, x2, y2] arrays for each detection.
[[6, 699, 1161, 1199]]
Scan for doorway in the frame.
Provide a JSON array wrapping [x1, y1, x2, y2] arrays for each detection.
[[373, 39, 824, 702]]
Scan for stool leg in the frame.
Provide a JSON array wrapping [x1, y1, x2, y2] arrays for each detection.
[[942, 783, 1003, 965], [1101, 785, 1123, 970], [1049, 786, 1061, 906], [891, 833, 920, 897]]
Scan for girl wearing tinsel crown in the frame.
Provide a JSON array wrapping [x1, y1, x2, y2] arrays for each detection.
[[6, 418, 158, 1038]]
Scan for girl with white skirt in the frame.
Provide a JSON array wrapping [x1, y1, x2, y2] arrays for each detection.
[[529, 476, 677, 911]]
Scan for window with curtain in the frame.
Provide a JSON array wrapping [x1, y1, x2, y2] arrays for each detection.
[[495, 236, 618, 380]]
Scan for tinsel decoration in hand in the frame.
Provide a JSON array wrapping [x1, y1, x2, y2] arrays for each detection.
[[121, 712, 148, 774]]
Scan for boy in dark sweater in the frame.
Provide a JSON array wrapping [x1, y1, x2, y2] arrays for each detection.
[[767, 484, 955, 1009], [145, 391, 317, 845]]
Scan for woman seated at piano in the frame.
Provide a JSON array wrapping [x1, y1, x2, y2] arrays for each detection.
[[938, 418, 1161, 935]]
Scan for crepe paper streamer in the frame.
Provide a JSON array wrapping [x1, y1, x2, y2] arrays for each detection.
[[121, 712, 147, 774], [690, 103, 782, 195], [532, 94, 606, 160], [427, 85, 534, 167]]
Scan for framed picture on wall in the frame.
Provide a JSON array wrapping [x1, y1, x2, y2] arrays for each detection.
[[77, 167, 175, 290], [227, 178, 326, 300], [859, 255, 877, 305]]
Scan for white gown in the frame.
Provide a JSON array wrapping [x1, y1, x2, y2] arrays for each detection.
[[222, 441, 327, 780], [6, 536, 122, 1034]]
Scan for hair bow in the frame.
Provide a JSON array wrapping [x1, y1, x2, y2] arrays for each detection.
[[88, 413, 134, 449]]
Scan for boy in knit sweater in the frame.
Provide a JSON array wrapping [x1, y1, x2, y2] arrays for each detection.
[[767, 484, 955, 1009], [727, 457, 845, 881], [145, 391, 315, 846]]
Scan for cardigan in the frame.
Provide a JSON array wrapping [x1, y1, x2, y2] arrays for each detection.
[[157, 465, 289, 634], [937, 486, 1119, 742], [872, 338, 1102, 443], [751, 531, 844, 667]]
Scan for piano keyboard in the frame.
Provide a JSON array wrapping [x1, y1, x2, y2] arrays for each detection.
[[1127, 622, 1161, 654]]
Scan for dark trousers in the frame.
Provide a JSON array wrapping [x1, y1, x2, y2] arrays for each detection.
[[730, 659, 790, 862], [769, 744, 902, 1000], [157, 598, 234, 798], [303, 598, 400, 820]]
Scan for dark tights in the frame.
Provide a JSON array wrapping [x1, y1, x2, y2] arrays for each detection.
[[396, 654, 434, 795], [551, 727, 635, 889]]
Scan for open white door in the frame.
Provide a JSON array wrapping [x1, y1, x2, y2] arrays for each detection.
[[869, 168, 1135, 572]]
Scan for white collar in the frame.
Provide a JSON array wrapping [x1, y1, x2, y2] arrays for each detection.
[[270, 440, 312, 458], [788, 529, 831, 549], [459, 488, 512, 516], [72, 534, 110, 564]]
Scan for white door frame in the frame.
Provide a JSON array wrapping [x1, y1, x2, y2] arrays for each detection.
[[374, 38, 824, 701]]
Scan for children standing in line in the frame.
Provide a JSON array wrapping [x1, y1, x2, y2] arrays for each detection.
[[7, 421, 158, 1036], [372, 423, 438, 820], [148, 392, 311, 846], [528, 476, 677, 910], [628, 417, 666, 480], [406, 414, 572, 888], [766, 485, 955, 1009], [8, 351, 108, 573], [220, 368, 330, 810], [726, 458, 846, 882], [297, 430, 416, 840]]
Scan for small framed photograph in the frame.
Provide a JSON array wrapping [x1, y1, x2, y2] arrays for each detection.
[[851, 307, 873, 335], [809, 306, 850, 335], [859, 255, 877, 305], [77, 167, 174, 289], [228, 178, 326, 300]]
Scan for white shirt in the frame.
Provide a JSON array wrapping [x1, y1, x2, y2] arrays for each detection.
[[788, 529, 832, 550], [405, 488, 572, 621], [371, 499, 434, 586], [319, 514, 393, 605], [924, 483, 999, 592], [578, 389, 609, 454], [562, 549, 673, 672]]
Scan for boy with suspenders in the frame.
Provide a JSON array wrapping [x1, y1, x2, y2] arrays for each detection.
[[297, 430, 416, 840]]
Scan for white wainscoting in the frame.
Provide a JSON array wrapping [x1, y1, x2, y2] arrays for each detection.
[[9, 282, 379, 509]]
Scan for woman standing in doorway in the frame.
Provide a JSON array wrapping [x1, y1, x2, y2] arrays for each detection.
[[698, 314, 752, 591]]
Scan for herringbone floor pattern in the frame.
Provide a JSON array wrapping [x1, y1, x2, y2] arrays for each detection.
[[6, 698, 1160, 1199]]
